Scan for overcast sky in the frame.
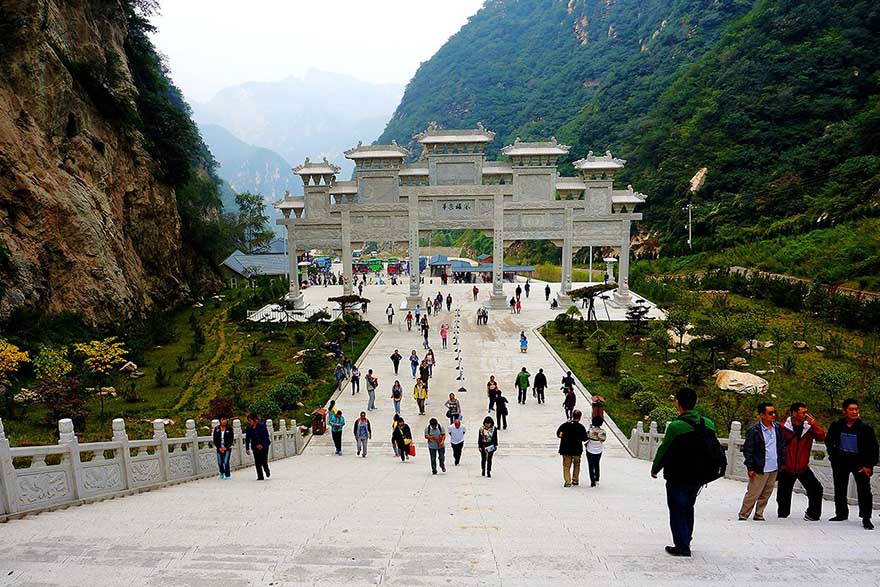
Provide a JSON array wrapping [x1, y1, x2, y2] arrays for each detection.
[[150, 0, 484, 103]]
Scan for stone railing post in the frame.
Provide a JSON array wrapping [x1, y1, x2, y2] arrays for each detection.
[[648, 421, 659, 460], [277, 419, 288, 458], [153, 419, 169, 482], [0, 417, 16, 514], [727, 421, 742, 478], [630, 421, 643, 458], [291, 419, 301, 455], [112, 418, 132, 491], [58, 419, 84, 501], [185, 419, 199, 476], [232, 419, 244, 469], [266, 419, 275, 461]]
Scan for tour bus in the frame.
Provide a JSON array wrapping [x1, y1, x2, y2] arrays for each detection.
[[405, 256, 428, 275], [366, 258, 384, 273], [386, 257, 404, 275], [312, 256, 332, 272], [352, 249, 363, 259]]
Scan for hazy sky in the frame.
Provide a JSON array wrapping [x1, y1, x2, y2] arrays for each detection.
[[150, 0, 485, 103]]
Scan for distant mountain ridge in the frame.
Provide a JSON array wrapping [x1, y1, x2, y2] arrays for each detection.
[[193, 69, 404, 178]]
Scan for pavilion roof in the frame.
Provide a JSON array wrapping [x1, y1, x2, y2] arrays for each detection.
[[612, 186, 648, 204], [414, 123, 495, 144], [501, 137, 570, 157], [573, 150, 626, 171], [329, 181, 358, 195], [293, 157, 341, 175], [344, 141, 409, 160]]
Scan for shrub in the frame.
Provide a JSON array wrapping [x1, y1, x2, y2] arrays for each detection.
[[293, 330, 306, 345], [284, 372, 311, 389], [619, 377, 644, 399], [203, 396, 235, 421], [308, 310, 331, 323], [269, 382, 302, 410], [249, 397, 281, 421], [244, 366, 259, 386], [154, 365, 170, 387], [596, 342, 622, 377], [649, 403, 679, 428], [632, 390, 659, 415], [301, 348, 324, 378]]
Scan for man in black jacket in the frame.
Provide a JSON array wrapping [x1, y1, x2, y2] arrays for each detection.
[[533, 368, 548, 404], [245, 413, 271, 481], [212, 416, 234, 480], [557, 409, 588, 487], [825, 398, 878, 530]]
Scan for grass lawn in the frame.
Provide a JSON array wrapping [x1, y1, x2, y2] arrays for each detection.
[[544, 293, 880, 437], [5, 298, 375, 446]]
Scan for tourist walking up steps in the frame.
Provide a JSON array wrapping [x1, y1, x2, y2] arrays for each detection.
[[410, 350, 420, 378], [391, 380, 403, 414], [393, 416, 413, 462], [534, 368, 547, 404], [391, 414, 401, 457], [473, 285, 479, 301], [445, 392, 461, 424], [825, 398, 878, 529], [496, 391, 509, 430], [486, 375, 500, 412], [739, 402, 785, 521], [651, 388, 725, 558], [563, 388, 577, 420], [777, 402, 825, 521], [386, 303, 395, 324], [440, 324, 449, 349], [329, 409, 345, 456], [245, 413, 271, 480], [425, 418, 447, 474], [365, 369, 378, 411], [390, 349, 402, 375], [515, 367, 531, 404], [406, 311, 414, 331], [213, 415, 233, 480], [557, 409, 588, 487], [448, 418, 466, 465], [413, 378, 428, 415], [479, 416, 499, 477], [586, 416, 607, 486], [545, 283, 551, 301], [350, 365, 360, 395], [353, 412, 372, 458]]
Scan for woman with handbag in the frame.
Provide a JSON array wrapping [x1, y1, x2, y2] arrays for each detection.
[[413, 378, 428, 415], [478, 416, 499, 478], [445, 392, 461, 424], [392, 416, 413, 462]]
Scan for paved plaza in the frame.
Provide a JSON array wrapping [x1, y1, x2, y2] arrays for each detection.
[[1, 281, 878, 586]]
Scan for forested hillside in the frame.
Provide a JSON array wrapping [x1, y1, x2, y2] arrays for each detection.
[[379, 0, 880, 260]]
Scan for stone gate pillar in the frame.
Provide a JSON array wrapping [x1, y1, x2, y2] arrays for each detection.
[[613, 218, 633, 306], [558, 207, 574, 307], [488, 193, 507, 308], [341, 210, 353, 297], [286, 229, 304, 309], [406, 194, 421, 307]]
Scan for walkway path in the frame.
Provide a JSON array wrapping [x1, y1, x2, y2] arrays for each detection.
[[0, 282, 877, 586]]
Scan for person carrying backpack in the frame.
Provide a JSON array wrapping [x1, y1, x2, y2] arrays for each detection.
[[585, 416, 607, 487], [651, 387, 726, 558]]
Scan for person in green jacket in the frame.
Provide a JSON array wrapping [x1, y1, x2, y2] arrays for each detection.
[[651, 387, 717, 558], [515, 367, 531, 405]]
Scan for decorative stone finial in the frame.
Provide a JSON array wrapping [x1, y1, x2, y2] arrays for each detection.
[[232, 419, 243, 434], [112, 418, 128, 441], [211, 419, 220, 429], [0, 417, 6, 440], [185, 419, 197, 437], [477, 121, 486, 131], [304, 157, 311, 164], [58, 418, 76, 444], [587, 150, 594, 158], [278, 419, 287, 432], [357, 140, 363, 147], [322, 156, 330, 165], [605, 150, 613, 157], [152, 419, 167, 440]]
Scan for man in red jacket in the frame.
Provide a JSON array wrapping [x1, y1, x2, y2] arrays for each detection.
[[777, 402, 826, 521]]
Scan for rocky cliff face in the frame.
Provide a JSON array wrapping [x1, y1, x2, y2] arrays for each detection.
[[0, 0, 201, 323]]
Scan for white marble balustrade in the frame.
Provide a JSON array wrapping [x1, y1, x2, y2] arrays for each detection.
[[0, 416, 302, 520]]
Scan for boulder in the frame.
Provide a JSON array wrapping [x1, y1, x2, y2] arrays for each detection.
[[793, 340, 809, 349], [129, 371, 145, 379], [666, 359, 678, 365], [742, 339, 765, 351], [667, 348, 677, 354], [119, 361, 138, 373], [729, 357, 749, 367], [815, 345, 826, 352], [632, 352, 643, 357], [715, 370, 769, 395]]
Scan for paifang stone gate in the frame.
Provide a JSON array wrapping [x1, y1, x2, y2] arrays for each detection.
[[275, 125, 646, 309]]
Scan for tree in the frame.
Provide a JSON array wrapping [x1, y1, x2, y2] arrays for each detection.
[[33, 346, 73, 383], [235, 192, 274, 253], [0, 339, 29, 417], [812, 365, 855, 411], [737, 311, 765, 355], [666, 307, 691, 351], [74, 337, 128, 418]]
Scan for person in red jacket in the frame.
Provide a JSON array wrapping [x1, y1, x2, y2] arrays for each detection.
[[777, 402, 826, 521]]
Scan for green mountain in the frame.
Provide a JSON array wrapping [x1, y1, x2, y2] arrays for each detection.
[[379, 0, 880, 257]]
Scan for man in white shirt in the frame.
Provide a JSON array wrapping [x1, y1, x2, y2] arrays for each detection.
[[386, 303, 395, 324], [739, 402, 786, 521], [448, 417, 467, 466]]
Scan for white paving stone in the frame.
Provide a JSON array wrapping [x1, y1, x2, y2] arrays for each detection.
[[0, 281, 877, 586]]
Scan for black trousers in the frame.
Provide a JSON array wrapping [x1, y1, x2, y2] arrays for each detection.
[[497, 412, 507, 429], [252, 446, 270, 480], [586, 452, 601, 484], [776, 468, 823, 519], [666, 481, 701, 553], [392, 360, 400, 374], [452, 442, 464, 464], [517, 388, 527, 404], [832, 462, 873, 519], [488, 395, 497, 411], [480, 448, 495, 474], [332, 430, 343, 453], [396, 439, 408, 461], [536, 387, 545, 403]]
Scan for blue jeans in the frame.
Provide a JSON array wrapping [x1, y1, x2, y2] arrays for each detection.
[[393, 399, 401, 414], [429, 446, 446, 473], [666, 480, 701, 552], [411, 363, 418, 377], [216, 450, 231, 477]]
